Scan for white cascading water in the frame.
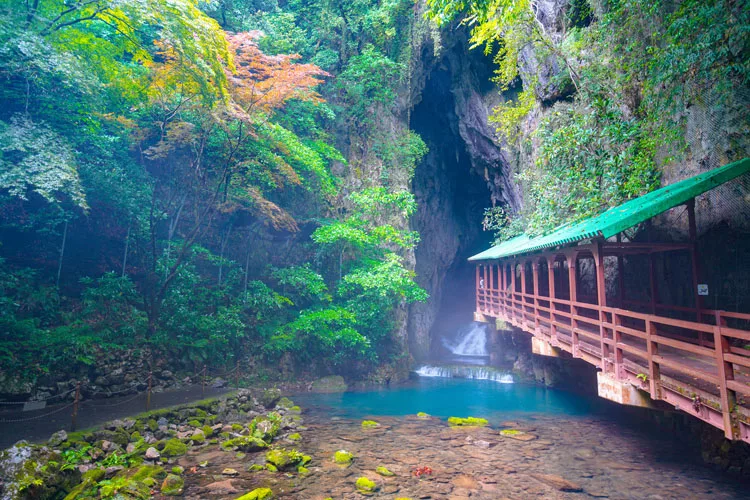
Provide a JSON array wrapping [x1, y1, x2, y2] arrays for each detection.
[[414, 365, 513, 383], [441, 322, 488, 356]]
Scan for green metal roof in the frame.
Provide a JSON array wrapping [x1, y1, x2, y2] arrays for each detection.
[[469, 157, 750, 262]]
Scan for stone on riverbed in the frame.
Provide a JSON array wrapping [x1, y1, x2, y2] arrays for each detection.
[[236, 487, 274, 500], [334, 449, 354, 465], [355, 476, 378, 495], [161, 473, 185, 495], [529, 473, 583, 492], [448, 416, 488, 427]]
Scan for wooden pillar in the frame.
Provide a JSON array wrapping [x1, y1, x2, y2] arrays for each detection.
[[547, 257, 557, 345], [520, 260, 528, 329], [714, 311, 737, 440], [475, 265, 480, 313], [489, 263, 495, 315], [594, 241, 610, 373], [510, 262, 517, 324], [646, 319, 661, 399], [532, 261, 540, 332], [687, 198, 703, 326], [567, 253, 579, 358], [616, 234, 626, 309], [501, 263, 507, 318]]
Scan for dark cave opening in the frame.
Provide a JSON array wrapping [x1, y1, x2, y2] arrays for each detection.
[[409, 62, 494, 361]]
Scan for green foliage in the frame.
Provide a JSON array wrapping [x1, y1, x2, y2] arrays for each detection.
[[0, 115, 86, 208], [270, 265, 330, 306], [336, 45, 403, 128], [266, 307, 372, 368]]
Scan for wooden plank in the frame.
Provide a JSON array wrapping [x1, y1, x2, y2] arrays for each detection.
[[652, 355, 720, 385], [724, 352, 750, 369], [720, 327, 750, 342], [727, 380, 750, 397], [616, 342, 648, 359], [652, 335, 716, 358]]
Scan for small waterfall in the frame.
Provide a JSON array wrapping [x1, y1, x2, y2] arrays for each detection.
[[414, 365, 514, 384], [442, 322, 488, 356]]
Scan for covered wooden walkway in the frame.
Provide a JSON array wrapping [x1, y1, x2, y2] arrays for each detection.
[[470, 159, 750, 443]]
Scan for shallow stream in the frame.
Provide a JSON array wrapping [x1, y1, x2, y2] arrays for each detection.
[[278, 376, 747, 499]]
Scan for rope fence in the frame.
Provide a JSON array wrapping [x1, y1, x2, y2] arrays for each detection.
[[0, 360, 244, 430]]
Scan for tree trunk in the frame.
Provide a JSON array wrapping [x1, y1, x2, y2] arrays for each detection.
[[56, 220, 68, 288]]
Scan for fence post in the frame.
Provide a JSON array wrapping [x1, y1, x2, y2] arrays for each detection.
[[714, 311, 737, 440], [70, 381, 81, 431], [646, 319, 661, 400], [146, 371, 152, 411], [202, 365, 207, 396]]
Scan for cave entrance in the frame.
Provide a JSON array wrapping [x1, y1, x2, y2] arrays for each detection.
[[409, 58, 494, 362]]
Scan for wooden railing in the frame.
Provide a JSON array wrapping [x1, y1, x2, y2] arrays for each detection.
[[476, 286, 750, 443]]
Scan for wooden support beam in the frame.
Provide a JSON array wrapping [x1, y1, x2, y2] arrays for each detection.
[[547, 257, 557, 345], [595, 241, 610, 373], [532, 261, 540, 330], [475, 265, 480, 313], [567, 254, 580, 358], [714, 311, 738, 440], [687, 198, 704, 329]]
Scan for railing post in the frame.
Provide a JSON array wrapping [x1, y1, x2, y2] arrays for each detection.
[[613, 313, 624, 379], [71, 381, 81, 431], [646, 320, 661, 400], [510, 262, 517, 325], [146, 371, 152, 411], [714, 311, 737, 440]]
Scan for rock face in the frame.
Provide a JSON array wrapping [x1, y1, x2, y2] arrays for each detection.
[[408, 27, 514, 360]]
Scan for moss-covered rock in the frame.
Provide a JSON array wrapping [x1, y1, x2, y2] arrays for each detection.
[[361, 420, 379, 429], [236, 487, 274, 500], [160, 438, 187, 457], [416, 412, 430, 419], [265, 448, 310, 471], [249, 414, 281, 441], [191, 429, 206, 444], [376, 466, 395, 476], [187, 419, 202, 427], [202, 425, 214, 437], [161, 473, 184, 495], [448, 416, 488, 427], [355, 476, 378, 495], [288, 433, 301, 441], [131, 464, 164, 481], [221, 436, 267, 452], [277, 397, 294, 409], [260, 388, 282, 408], [334, 450, 353, 465]]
